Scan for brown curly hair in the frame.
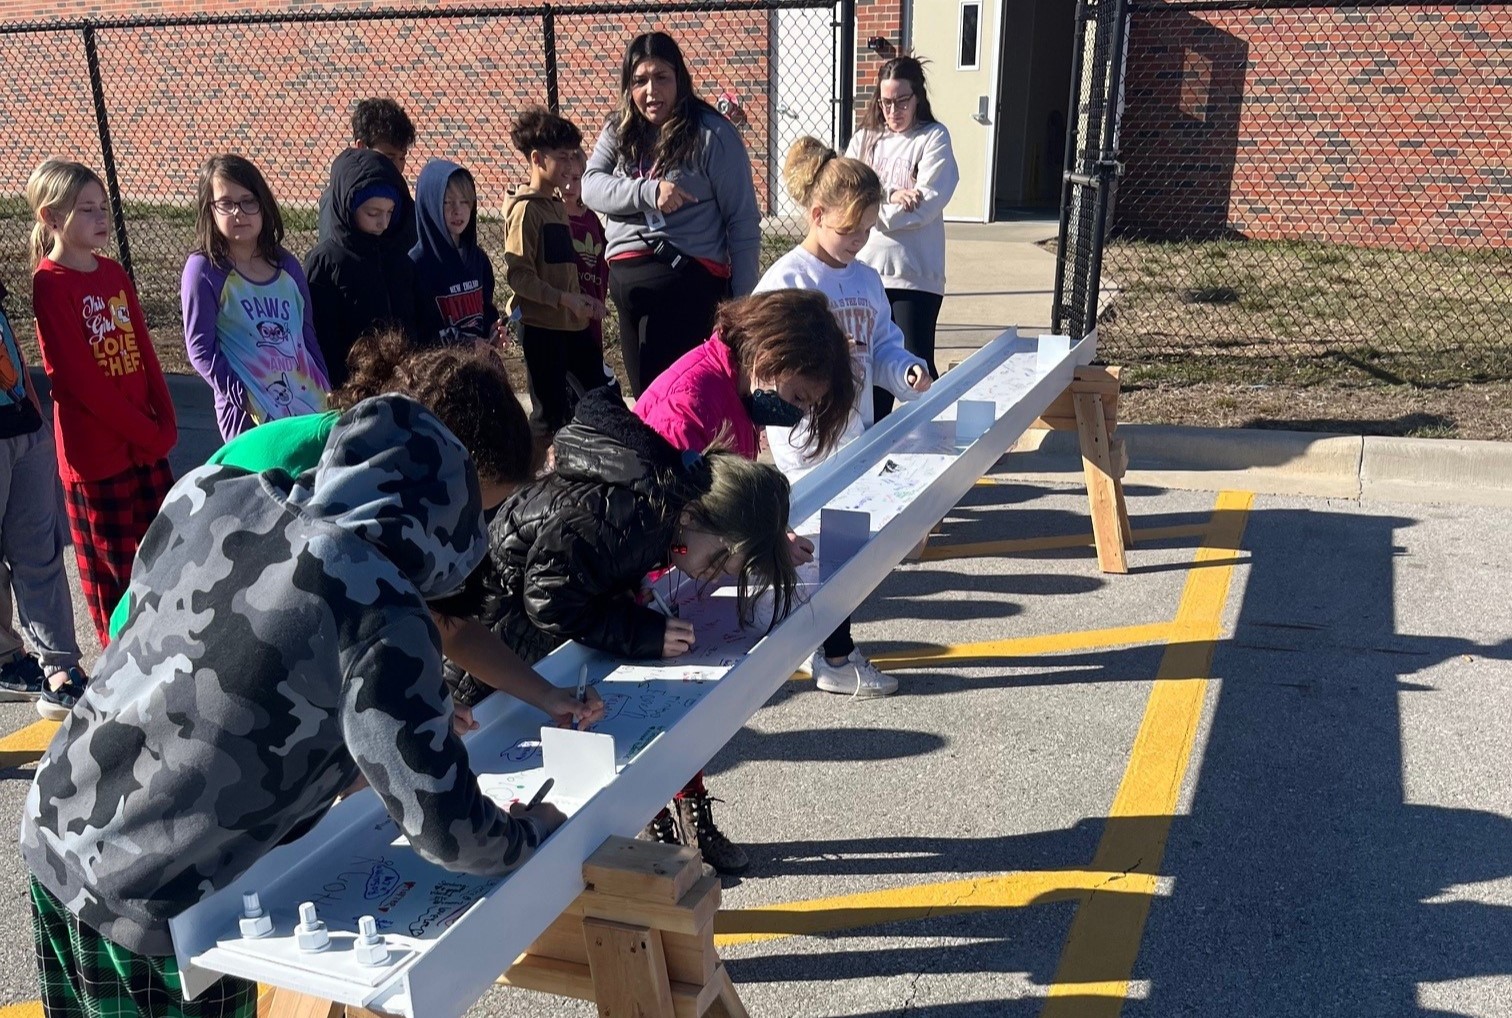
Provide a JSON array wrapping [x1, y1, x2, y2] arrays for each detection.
[[334, 330, 541, 484], [714, 291, 858, 459]]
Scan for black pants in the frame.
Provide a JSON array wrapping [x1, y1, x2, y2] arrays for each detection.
[[822, 616, 856, 661], [521, 323, 608, 438], [609, 256, 728, 397], [873, 288, 945, 421]]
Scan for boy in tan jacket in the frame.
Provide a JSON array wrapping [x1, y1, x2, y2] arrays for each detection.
[[505, 108, 607, 437]]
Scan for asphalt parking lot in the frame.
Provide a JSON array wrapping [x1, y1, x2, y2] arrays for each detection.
[[3, 457, 1508, 1017]]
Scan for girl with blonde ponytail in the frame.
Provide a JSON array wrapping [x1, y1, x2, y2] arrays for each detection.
[[755, 135, 934, 700], [26, 159, 177, 650]]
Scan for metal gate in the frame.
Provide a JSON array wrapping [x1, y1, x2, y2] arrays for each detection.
[[1052, 0, 1130, 342]]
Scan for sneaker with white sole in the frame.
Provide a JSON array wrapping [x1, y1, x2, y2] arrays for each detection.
[[37, 667, 88, 722], [811, 650, 899, 698], [0, 654, 45, 701]]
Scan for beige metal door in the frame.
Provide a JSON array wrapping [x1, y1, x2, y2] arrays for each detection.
[[910, 0, 1002, 221]]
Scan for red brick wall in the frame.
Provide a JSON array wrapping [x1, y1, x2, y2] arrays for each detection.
[[0, 1, 784, 215], [1116, 3, 1512, 250], [852, 0, 906, 133]]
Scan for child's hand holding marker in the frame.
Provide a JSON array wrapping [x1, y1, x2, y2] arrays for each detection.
[[543, 685, 604, 728], [650, 588, 696, 656], [508, 777, 567, 835], [786, 530, 815, 565]]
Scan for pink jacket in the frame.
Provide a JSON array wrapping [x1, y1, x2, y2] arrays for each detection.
[[633, 336, 759, 460]]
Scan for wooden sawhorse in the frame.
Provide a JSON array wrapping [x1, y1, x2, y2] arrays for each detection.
[[259, 836, 744, 1018], [1029, 364, 1133, 574]]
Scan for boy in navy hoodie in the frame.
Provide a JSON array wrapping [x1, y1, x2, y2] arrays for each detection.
[[304, 148, 416, 388], [410, 160, 504, 345]]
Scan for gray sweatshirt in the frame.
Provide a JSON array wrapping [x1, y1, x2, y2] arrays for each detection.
[[582, 106, 761, 297], [21, 395, 546, 954]]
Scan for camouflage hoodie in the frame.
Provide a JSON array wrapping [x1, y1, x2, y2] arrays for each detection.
[[21, 394, 546, 955]]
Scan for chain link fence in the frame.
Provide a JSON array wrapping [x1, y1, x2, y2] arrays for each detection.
[[0, 0, 845, 371], [1061, 0, 1511, 385]]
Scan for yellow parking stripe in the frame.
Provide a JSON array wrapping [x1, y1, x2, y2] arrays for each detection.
[[1040, 491, 1253, 1016], [786, 622, 1174, 681], [0, 720, 59, 770], [715, 869, 1159, 947], [922, 524, 1211, 561]]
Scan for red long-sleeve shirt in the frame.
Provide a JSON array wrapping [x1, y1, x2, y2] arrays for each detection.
[[32, 257, 176, 482]]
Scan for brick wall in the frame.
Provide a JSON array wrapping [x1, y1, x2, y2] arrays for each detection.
[[851, 0, 906, 133], [0, 1, 846, 325], [1116, 3, 1512, 250], [0, 0, 801, 216]]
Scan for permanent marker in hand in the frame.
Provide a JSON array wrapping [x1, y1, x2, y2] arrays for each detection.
[[525, 777, 554, 810], [650, 588, 676, 617], [573, 663, 588, 730]]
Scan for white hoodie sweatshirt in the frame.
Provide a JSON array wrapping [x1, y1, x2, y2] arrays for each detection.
[[754, 246, 927, 479], [844, 121, 960, 295]]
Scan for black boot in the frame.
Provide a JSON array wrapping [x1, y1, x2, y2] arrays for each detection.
[[675, 792, 750, 876], [639, 806, 681, 845]]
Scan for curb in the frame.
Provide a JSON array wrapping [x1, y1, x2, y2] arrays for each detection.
[[1005, 424, 1512, 507]]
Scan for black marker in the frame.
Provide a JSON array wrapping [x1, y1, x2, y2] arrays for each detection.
[[525, 777, 554, 810]]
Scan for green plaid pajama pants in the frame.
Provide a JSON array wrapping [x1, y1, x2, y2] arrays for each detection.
[[30, 878, 257, 1018]]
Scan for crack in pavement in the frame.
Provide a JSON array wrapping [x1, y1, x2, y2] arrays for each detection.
[[1089, 857, 1145, 898]]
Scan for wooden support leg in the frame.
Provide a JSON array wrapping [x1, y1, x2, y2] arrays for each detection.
[[1110, 437, 1134, 548], [583, 916, 676, 1017], [1073, 392, 1128, 574], [702, 966, 750, 1018], [258, 988, 346, 1018]]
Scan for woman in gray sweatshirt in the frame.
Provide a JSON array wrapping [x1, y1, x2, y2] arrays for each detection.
[[582, 30, 760, 396]]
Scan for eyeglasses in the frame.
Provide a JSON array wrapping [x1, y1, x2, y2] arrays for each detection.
[[879, 94, 915, 112], [211, 197, 262, 216]]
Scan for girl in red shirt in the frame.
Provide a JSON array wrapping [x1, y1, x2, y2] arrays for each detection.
[[27, 160, 176, 648]]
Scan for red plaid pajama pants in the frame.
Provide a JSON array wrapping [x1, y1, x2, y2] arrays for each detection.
[[62, 459, 174, 649]]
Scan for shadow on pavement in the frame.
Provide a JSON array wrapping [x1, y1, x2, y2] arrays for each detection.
[[726, 504, 1512, 1015]]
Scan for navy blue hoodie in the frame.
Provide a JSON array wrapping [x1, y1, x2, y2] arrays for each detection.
[[304, 148, 417, 388], [409, 160, 499, 344]]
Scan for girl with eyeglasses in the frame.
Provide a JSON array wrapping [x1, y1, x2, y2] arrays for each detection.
[[845, 55, 960, 420], [183, 154, 331, 440]]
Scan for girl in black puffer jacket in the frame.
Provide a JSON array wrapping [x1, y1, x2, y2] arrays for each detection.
[[452, 386, 796, 706]]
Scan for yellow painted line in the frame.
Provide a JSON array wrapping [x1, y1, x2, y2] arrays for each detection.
[[0, 1003, 41, 1018], [714, 869, 1158, 947], [786, 622, 1175, 681], [922, 524, 1211, 561], [0, 720, 59, 769], [1040, 490, 1253, 1017]]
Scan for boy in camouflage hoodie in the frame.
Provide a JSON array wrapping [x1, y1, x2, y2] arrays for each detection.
[[20, 394, 563, 1018]]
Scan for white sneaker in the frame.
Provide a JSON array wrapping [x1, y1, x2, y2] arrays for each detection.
[[811, 650, 899, 698]]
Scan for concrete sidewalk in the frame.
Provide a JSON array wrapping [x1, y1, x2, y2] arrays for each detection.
[[936, 218, 1060, 366]]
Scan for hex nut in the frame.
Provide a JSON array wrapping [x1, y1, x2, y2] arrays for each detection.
[[295, 921, 330, 953], [238, 912, 273, 939], [354, 937, 389, 966]]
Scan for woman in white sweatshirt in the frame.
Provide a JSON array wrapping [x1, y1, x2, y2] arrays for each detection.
[[844, 55, 960, 420]]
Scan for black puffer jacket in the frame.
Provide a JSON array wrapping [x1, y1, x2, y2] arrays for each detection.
[[454, 387, 707, 704]]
